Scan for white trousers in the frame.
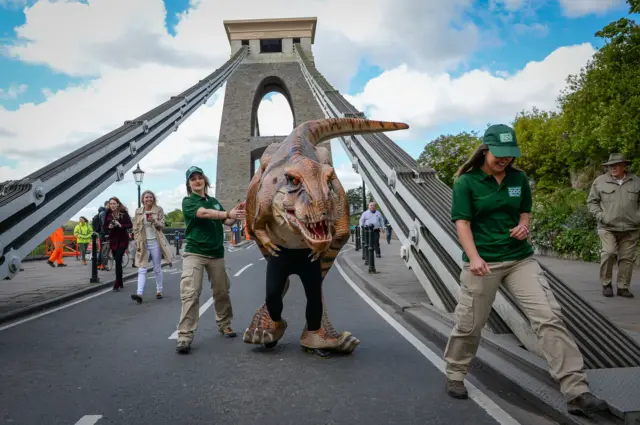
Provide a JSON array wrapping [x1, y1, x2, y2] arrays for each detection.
[[137, 239, 163, 295]]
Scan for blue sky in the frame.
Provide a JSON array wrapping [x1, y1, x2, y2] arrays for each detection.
[[0, 0, 632, 219]]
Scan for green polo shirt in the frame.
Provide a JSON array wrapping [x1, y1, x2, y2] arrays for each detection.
[[451, 167, 533, 263], [182, 192, 225, 258]]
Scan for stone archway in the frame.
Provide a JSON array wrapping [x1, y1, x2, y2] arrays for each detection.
[[250, 76, 296, 137], [214, 61, 330, 210]]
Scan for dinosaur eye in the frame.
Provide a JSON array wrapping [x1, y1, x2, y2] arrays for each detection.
[[286, 175, 300, 186]]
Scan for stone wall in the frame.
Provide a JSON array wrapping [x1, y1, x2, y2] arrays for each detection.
[[215, 61, 330, 210]]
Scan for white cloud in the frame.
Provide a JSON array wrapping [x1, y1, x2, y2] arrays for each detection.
[[346, 43, 596, 139], [0, 83, 27, 100], [513, 22, 549, 37], [334, 162, 363, 191], [559, 0, 626, 17]]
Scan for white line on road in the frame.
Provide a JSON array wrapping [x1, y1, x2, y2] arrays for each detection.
[[74, 415, 102, 425], [234, 263, 253, 277], [334, 261, 522, 425], [0, 258, 184, 332], [168, 297, 213, 340], [0, 288, 113, 332]]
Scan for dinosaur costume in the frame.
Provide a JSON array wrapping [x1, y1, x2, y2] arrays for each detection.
[[242, 117, 409, 357]]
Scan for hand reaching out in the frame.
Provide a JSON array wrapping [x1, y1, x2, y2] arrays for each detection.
[[229, 201, 246, 221]]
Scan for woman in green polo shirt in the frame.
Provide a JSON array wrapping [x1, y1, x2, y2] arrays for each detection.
[[175, 166, 245, 355], [443, 124, 608, 416]]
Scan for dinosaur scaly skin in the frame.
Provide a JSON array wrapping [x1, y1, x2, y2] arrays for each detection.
[[242, 117, 409, 355]]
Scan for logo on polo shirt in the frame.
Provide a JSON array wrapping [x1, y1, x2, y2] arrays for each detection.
[[508, 186, 521, 197], [213, 203, 221, 210], [499, 133, 513, 143]]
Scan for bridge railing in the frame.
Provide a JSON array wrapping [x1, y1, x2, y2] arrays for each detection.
[[0, 47, 249, 281]]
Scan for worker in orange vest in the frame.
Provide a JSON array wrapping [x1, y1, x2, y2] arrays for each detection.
[[47, 227, 67, 267]]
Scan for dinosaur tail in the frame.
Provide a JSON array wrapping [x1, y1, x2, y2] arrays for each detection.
[[298, 118, 409, 146]]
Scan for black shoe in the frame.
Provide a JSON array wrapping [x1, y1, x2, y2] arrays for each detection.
[[176, 340, 191, 354], [57, 263, 67, 267], [617, 288, 634, 298], [602, 284, 613, 297], [131, 294, 142, 304], [446, 378, 468, 399], [567, 392, 609, 416], [47, 261, 55, 267]]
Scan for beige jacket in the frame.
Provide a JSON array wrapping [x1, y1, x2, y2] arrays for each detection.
[[587, 172, 640, 232], [132, 205, 174, 267]]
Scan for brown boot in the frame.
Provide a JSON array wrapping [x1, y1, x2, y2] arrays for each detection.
[[602, 284, 613, 297], [446, 378, 468, 399], [617, 287, 634, 298], [567, 392, 608, 416]]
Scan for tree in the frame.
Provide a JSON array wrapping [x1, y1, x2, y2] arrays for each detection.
[[512, 108, 571, 190], [630, 0, 639, 14], [165, 209, 184, 228], [417, 132, 481, 187], [346, 187, 363, 210], [559, 15, 640, 171]]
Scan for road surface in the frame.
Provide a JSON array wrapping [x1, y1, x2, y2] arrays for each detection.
[[0, 243, 557, 425]]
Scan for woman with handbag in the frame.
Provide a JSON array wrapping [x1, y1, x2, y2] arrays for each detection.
[[131, 190, 174, 303]]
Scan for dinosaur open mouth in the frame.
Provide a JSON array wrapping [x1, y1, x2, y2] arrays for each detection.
[[286, 211, 331, 242]]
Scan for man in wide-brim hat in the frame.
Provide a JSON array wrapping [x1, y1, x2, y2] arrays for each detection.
[[587, 153, 639, 298]]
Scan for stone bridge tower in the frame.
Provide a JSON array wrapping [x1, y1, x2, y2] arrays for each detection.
[[214, 17, 330, 210]]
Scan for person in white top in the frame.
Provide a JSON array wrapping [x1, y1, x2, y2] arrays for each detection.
[[131, 190, 174, 303]]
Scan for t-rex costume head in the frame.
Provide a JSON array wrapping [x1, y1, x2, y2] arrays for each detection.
[[243, 117, 409, 356]]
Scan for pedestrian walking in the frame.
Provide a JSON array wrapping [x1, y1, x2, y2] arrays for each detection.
[[47, 227, 67, 267], [73, 217, 93, 265], [131, 190, 174, 303], [104, 196, 132, 291], [359, 201, 383, 257], [587, 153, 639, 298], [175, 166, 246, 354], [443, 124, 608, 416]]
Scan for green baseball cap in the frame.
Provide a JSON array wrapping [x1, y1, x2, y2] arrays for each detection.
[[186, 166, 204, 180], [483, 124, 521, 158]]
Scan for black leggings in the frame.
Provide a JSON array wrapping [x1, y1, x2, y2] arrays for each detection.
[[265, 247, 323, 331], [113, 246, 126, 286]]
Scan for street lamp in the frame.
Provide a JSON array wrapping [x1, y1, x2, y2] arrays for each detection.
[[132, 164, 145, 208]]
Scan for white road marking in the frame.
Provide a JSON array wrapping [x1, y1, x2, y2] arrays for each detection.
[[168, 297, 213, 340], [0, 259, 184, 332], [234, 263, 253, 277], [74, 415, 102, 425], [259, 257, 265, 261], [0, 288, 113, 332], [334, 261, 522, 425]]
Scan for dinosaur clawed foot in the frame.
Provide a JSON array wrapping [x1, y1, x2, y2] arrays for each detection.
[[299, 328, 360, 358], [242, 303, 288, 347]]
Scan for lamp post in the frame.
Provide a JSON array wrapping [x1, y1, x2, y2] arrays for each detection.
[[132, 164, 145, 207]]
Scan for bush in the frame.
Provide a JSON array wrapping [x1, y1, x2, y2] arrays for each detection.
[[530, 188, 601, 262]]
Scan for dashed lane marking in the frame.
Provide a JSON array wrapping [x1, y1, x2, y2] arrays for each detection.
[[234, 263, 253, 277], [73, 415, 102, 425], [168, 297, 213, 340]]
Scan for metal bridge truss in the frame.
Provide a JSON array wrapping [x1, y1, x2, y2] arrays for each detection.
[[1, 43, 639, 370]]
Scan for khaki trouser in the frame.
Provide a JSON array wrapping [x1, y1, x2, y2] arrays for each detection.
[[598, 229, 639, 289], [443, 257, 589, 400], [177, 253, 233, 343]]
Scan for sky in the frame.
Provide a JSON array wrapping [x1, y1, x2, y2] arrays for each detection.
[[0, 0, 632, 222]]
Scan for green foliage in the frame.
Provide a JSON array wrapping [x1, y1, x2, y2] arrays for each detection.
[[529, 188, 601, 262], [346, 187, 363, 210], [630, 0, 639, 14], [512, 108, 571, 190], [559, 17, 640, 171], [417, 132, 480, 187], [165, 209, 184, 228]]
